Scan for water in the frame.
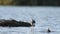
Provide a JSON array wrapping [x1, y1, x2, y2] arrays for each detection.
[[0, 6, 60, 34]]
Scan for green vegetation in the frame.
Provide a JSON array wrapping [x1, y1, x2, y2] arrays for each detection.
[[0, 0, 60, 6]]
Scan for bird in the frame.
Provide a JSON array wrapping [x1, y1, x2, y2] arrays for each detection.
[[0, 19, 35, 27], [18, 19, 35, 27]]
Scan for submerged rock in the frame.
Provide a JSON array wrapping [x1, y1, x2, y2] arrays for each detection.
[[47, 28, 51, 33]]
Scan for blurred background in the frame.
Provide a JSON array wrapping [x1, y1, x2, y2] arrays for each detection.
[[0, 0, 60, 6]]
